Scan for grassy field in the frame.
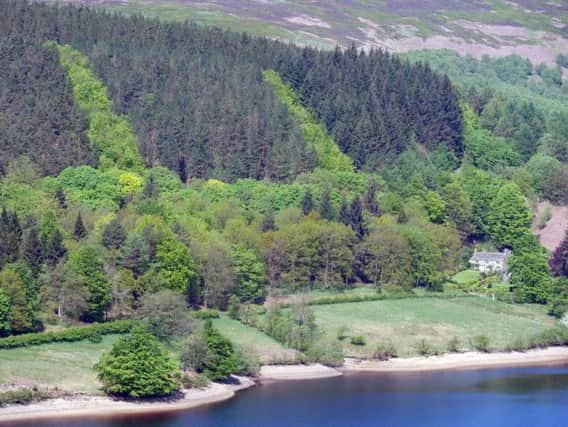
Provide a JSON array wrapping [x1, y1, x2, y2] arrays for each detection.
[[313, 297, 557, 357], [451, 270, 481, 284], [0, 335, 119, 394], [213, 317, 296, 363]]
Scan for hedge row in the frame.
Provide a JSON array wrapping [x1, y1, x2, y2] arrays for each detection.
[[0, 320, 139, 349]]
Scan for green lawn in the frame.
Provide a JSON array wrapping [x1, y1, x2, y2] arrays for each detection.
[[0, 335, 119, 394], [213, 317, 296, 363], [313, 297, 557, 357], [451, 270, 481, 284]]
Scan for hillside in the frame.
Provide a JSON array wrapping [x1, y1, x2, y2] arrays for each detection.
[[0, 0, 567, 410], [48, 0, 568, 65], [1, 0, 462, 181]]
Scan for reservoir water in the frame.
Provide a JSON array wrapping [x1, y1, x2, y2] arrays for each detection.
[[15, 365, 568, 427]]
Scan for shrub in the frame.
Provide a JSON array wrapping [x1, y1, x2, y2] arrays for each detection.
[[305, 339, 344, 367], [415, 339, 435, 356], [336, 326, 348, 341], [472, 335, 490, 352], [350, 336, 366, 346], [0, 388, 33, 406], [95, 326, 179, 398], [193, 309, 220, 320], [180, 373, 209, 389], [447, 336, 461, 353], [0, 320, 138, 349], [506, 338, 528, 352], [372, 340, 397, 361], [88, 333, 103, 344]]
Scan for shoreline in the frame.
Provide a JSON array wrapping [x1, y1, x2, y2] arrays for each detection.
[[342, 346, 568, 373], [2, 347, 567, 423], [0, 376, 255, 425]]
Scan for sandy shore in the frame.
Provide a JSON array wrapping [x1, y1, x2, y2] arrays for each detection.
[[260, 363, 343, 380], [343, 346, 568, 373], [0, 376, 254, 424]]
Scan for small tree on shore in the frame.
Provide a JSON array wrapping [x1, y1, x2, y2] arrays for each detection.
[[95, 326, 179, 398]]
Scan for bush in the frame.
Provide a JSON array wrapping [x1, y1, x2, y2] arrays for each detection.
[[372, 340, 397, 361], [180, 373, 209, 389], [447, 336, 461, 353], [505, 338, 528, 352], [305, 339, 344, 367], [0, 320, 138, 349], [336, 326, 348, 341], [415, 339, 435, 356], [350, 336, 366, 346], [95, 326, 179, 398], [193, 309, 220, 320], [472, 335, 490, 352], [88, 333, 103, 344], [0, 388, 33, 406]]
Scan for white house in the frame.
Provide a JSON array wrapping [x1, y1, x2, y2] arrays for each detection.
[[469, 250, 511, 273]]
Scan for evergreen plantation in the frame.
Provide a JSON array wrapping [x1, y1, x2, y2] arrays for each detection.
[[0, 0, 567, 398], [0, 0, 462, 181]]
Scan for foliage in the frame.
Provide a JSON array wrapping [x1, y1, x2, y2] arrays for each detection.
[[0, 320, 137, 349], [550, 231, 568, 278], [372, 340, 398, 361], [350, 335, 366, 346], [231, 246, 267, 303], [263, 70, 353, 173], [67, 246, 112, 322], [488, 183, 531, 249], [53, 43, 143, 172], [138, 291, 197, 342], [95, 326, 179, 398], [471, 335, 490, 352], [199, 321, 241, 381]]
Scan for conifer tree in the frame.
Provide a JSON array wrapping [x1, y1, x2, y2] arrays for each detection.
[[398, 209, 408, 224], [177, 157, 188, 184], [365, 180, 380, 216], [55, 186, 67, 210], [339, 195, 350, 225], [22, 227, 43, 276], [319, 188, 335, 221], [44, 229, 67, 266], [74, 212, 87, 240], [550, 231, 568, 278], [261, 211, 276, 232], [301, 188, 313, 216], [350, 196, 366, 239]]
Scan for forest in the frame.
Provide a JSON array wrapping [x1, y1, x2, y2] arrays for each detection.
[[0, 0, 567, 400]]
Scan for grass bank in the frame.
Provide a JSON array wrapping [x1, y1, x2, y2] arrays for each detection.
[[0, 335, 120, 394], [312, 297, 557, 357]]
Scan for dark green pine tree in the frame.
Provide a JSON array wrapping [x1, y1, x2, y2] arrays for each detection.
[[74, 212, 87, 240], [44, 228, 67, 266], [102, 219, 127, 250], [319, 188, 335, 221], [0, 208, 21, 267], [177, 157, 188, 184], [22, 227, 43, 276], [364, 180, 380, 217], [398, 208, 408, 224], [339, 195, 351, 225], [550, 231, 568, 278], [301, 188, 313, 216], [260, 211, 277, 232], [55, 186, 67, 210], [143, 175, 158, 199], [350, 196, 366, 239]]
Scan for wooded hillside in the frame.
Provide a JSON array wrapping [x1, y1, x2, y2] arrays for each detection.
[[0, 0, 462, 181]]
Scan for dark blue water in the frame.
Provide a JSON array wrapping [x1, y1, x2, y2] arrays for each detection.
[[13, 366, 568, 427]]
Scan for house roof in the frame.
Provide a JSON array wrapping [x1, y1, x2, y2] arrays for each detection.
[[470, 251, 509, 263]]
